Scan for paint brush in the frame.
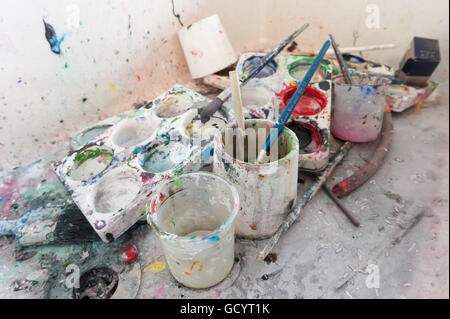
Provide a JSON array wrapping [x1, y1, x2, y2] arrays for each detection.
[[329, 34, 353, 85], [200, 23, 310, 123], [256, 40, 331, 164], [257, 141, 352, 261], [229, 70, 246, 161], [0, 204, 100, 246]]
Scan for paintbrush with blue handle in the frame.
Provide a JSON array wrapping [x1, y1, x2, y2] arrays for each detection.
[[256, 40, 331, 164], [200, 23, 310, 123]]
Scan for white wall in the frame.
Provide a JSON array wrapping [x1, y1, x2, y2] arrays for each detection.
[[0, 0, 448, 172]]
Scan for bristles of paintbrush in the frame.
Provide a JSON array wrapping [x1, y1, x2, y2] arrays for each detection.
[[53, 204, 101, 245]]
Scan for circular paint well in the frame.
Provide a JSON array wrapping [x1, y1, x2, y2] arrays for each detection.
[[242, 56, 278, 78], [94, 168, 141, 213], [140, 141, 190, 173], [240, 85, 273, 108], [110, 118, 157, 149], [78, 125, 112, 145], [286, 121, 323, 154], [288, 62, 326, 83], [68, 146, 114, 181], [156, 95, 193, 118], [279, 85, 327, 117]]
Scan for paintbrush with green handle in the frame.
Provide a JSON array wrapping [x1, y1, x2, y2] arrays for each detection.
[[0, 204, 100, 246], [200, 23, 310, 124]]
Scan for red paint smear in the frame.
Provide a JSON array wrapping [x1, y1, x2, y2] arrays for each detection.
[[119, 245, 138, 264], [151, 193, 166, 214], [332, 179, 354, 194], [136, 75, 141, 81], [279, 85, 328, 117], [249, 109, 264, 119]]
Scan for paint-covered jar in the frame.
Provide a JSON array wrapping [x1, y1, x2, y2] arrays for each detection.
[[213, 119, 299, 239], [331, 75, 391, 142], [147, 172, 239, 288]]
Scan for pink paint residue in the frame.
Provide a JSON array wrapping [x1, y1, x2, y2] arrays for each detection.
[[218, 30, 223, 35], [189, 50, 204, 58], [155, 285, 166, 297]]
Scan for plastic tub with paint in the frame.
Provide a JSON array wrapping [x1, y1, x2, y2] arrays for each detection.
[[68, 145, 114, 182], [110, 116, 160, 149], [213, 119, 299, 238], [331, 75, 391, 142], [147, 172, 239, 288]]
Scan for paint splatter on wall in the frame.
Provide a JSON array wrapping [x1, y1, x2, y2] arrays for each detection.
[[43, 19, 65, 54]]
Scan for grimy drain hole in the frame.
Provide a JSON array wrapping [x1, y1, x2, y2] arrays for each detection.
[[73, 267, 118, 299]]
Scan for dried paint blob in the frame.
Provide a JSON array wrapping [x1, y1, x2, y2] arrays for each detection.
[[286, 122, 323, 154], [78, 125, 112, 145], [144, 261, 165, 273], [242, 56, 277, 78], [156, 95, 193, 118], [68, 146, 113, 181], [110, 117, 158, 149], [140, 141, 189, 173], [279, 85, 327, 117], [94, 168, 141, 213]]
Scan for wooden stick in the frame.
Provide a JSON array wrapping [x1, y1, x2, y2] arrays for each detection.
[[322, 184, 360, 227], [229, 71, 245, 161], [285, 44, 396, 56], [256, 141, 352, 261]]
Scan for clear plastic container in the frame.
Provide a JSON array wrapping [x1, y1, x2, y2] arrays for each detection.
[[146, 172, 239, 288], [331, 75, 391, 142]]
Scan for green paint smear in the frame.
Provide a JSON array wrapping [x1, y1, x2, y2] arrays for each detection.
[[74, 148, 113, 165], [127, 158, 138, 170], [288, 57, 332, 77], [64, 62, 68, 69]]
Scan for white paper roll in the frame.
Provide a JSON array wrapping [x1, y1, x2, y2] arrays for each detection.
[[178, 14, 237, 79]]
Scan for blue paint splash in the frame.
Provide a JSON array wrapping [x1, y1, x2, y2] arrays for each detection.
[[43, 19, 65, 54], [209, 235, 220, 242]]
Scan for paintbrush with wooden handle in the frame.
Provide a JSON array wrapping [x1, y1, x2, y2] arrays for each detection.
[[0, 203, 100, 246]]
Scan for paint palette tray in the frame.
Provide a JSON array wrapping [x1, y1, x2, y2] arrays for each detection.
[[54, 85, 230, 243], [69, 100, 155, 150], [233, 53, 333, 172]]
